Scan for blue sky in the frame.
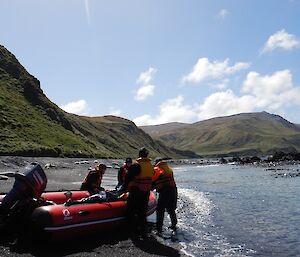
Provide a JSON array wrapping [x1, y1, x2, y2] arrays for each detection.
[[1, 0, 300, 125]]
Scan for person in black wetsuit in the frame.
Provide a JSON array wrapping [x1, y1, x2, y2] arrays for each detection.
[[116, 157, 132, 189], [152, 158, 177, 234], [119, 148, 154, 238], [80, 163, 107, 194]]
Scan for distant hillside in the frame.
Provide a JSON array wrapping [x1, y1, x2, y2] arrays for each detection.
[[0, 45, 197, 159], [140, 112, 300, 156], [140, 122, 189, 137]]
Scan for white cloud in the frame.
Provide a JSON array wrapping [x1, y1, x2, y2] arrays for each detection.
[[211, 79, 229, 90], [241, 69, 300, 110], [109, 107, 122, 116], [133, 114, 153, 126], [262, 29, 300, 53], [84, 0, 91, 25], [198, 69, 300, 120], [135, 69, 300, 125], [218, 9, 230, 19], [61, 99, 88, 115], [242, 70, 292, 97], [135, 84, 155, 101], [182, 58, 250, 84], [136, 67, 157, 85], [135, 67, 157, 101], [197, 90, 256, 120], [133, 95, 197, 125]]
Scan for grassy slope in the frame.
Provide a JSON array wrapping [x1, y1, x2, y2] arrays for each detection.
[[141, 112, 300, 156], [0, 45, 194, 159], [67, 114, 189, 158], [140, 122, 190, 137], [0, 71, 101, 157]]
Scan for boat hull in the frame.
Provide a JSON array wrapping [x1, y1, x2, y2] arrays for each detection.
[[30, 191, 157, 241]]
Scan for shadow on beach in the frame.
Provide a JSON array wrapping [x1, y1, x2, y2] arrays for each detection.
[[131, 236, 181, 257]]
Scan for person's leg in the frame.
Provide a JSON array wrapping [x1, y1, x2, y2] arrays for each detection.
[[127, 191, 139, 235], [169, 209, 177, 230], [166, 187, 178, 230], [137, 191, 150, 236], [156, 193, 165, 233]]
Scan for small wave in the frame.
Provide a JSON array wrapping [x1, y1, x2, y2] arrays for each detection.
[[177, 188, 254, 257], [71, 182, 82, 185], [173, 164, 220, 171], [195, 164, 220, 168]]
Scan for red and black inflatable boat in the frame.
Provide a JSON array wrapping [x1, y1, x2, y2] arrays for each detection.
[[31, 190, 157, 241], [0, 163, 157, 241]]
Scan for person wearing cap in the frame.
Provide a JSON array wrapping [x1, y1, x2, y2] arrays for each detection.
[[152, 157, 177, 234], [123, 147, 154, 237], [116, 157, 132, 189], [80, 163, 107, 194]]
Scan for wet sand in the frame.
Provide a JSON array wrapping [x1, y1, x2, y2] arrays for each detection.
[[0, 156, 183, 257]]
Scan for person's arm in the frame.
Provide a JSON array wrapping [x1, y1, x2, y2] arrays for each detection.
[[118, 163, 140, 193], [126, 163, 140, 180], [152, 166, 163, 182], [117, 167, 123, 186], [87, 172, 100, 193]]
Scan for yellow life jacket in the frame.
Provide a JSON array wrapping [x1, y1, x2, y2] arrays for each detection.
[[128, 157, 153, 191], [153, 161, 176, 190]]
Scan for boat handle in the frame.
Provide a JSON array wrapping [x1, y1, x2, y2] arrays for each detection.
[[78, 210, 90, 216], [64, 191, 73, 199]]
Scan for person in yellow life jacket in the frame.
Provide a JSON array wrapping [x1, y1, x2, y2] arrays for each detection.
[[116, 157, 132, 189], [153, 157, 177, 234], [80, 163, 107, 194], [123, 147, 154, 238]]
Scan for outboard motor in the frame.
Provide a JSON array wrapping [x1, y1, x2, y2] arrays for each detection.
[[0, 162, 47, 216]]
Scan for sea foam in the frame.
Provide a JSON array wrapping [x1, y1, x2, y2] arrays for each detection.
[[177, 188, 253, 257]]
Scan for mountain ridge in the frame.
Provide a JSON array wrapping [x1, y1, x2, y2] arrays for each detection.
[[141, 111, 300, 156]]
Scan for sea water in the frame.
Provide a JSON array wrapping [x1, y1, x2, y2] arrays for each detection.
[[171, 164, 300, 257]]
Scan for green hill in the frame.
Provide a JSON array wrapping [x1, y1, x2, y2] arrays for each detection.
[[0, 45, 197, 159], [141, 112, 300, 156]]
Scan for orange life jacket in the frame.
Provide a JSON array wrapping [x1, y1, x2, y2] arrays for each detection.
[[153, 161, 176, 191], [128, 157, 153, 192]]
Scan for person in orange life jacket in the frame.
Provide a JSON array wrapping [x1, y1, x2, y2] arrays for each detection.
[[152, 157, 177, 234], [116, 157, 132, 189], [123, 147, 154, 237], [80, 163, 107, 194]]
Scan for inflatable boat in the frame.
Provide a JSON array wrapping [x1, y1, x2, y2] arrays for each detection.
[[0, 163, 157, 241], [31, 190, 156, 241]]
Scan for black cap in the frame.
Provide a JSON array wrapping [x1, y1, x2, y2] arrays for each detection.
[[138, 147, 149, 157], [125, 157, 132, 163]]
